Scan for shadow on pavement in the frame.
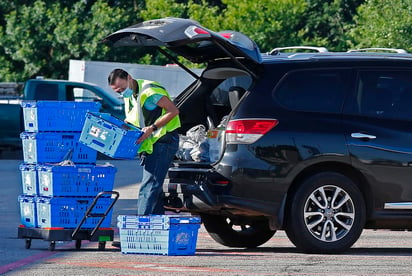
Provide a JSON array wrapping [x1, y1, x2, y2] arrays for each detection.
[[196, 246, 412, 256], [196, 247, 299, 256], [347, 247, 412, 256]]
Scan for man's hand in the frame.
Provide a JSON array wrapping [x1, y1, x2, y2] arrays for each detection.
[[136, 126, 153, 144], [134, 96, 179, 145]]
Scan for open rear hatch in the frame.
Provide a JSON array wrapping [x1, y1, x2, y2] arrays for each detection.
[[103, 17, 262, 77], [105, 18, 261, 211]]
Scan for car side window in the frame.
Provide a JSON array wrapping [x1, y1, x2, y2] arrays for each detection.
[[33, 83, 59, 100], [210, 75, 252, 106], [354, 70, 412, 120], [274, 70, 345, 113], [68, 86, 103, 102]]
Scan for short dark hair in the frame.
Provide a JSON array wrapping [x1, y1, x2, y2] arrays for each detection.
[[108, 68, 129, 85]]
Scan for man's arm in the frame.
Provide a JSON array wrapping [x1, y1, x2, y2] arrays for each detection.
[[137, 96, 179, 144]]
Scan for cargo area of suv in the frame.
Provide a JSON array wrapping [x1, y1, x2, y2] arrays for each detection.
[[106, 17, 412, 254]]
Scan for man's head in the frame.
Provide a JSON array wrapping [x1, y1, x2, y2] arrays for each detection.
[[108, 68, 132, 94]]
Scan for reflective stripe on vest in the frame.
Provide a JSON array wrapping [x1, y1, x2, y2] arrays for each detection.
[[124, 79, 180, 154]]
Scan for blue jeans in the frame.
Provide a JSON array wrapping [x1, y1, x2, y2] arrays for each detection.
[[137, 136, 179, 215]]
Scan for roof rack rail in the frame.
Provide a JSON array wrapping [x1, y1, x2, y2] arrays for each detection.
[[269, 46, 329, 55], [347, 48, 408, 54]]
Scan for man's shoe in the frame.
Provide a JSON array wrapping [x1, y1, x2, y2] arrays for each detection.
[[112, 241, 121, 248]]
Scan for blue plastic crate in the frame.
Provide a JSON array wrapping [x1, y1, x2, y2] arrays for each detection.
[[18, 195, 37, 227], [19, 163, 38, 195], [37, 164, 116, 197], [21, 131, 97, 164], [36, 196, 113, 229], [79, 112, 143, 159], [22, 101, 101, 132], [118, 215, 201, 255]]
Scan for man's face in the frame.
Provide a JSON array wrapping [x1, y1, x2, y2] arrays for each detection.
[[110, 77, 129, 94]]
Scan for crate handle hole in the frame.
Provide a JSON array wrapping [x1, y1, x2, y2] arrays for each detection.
[[102, 123, 113, 129], [91, 140, 105, 148]]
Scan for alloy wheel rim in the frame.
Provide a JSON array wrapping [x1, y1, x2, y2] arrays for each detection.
[[303, 185, 355, 242], [226, 218, 252, 232]]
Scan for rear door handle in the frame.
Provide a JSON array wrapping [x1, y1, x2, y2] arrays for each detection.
[[351, 133, 377, 140]]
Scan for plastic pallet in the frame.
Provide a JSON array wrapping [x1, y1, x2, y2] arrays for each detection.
[[37, 164, 116, 197], [79, 112, 143, 159], [36, 196, 113, 229], [21, 131, 97, 164], [22, 101, 101, 132]]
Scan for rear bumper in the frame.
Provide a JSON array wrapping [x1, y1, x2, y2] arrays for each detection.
[[164, 164, 283, 229], [164, 164, 221, 212], [164, 162, 282, 219]]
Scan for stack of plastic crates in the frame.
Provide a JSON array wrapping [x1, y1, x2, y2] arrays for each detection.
[[117, 215, 201, 255], [18, 101, 116, 230]]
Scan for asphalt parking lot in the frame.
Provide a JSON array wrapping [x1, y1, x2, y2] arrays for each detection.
[[2, 157, 412, 276]]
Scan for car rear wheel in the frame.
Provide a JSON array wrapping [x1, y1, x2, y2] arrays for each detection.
[[201, 214, 276, 248], [285, 172, 366, 254]]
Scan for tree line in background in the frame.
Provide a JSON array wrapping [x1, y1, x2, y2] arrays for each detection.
[[0, 0, 411, 81]]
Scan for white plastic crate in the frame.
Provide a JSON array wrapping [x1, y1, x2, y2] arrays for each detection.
[[118, 215, 201, 255]]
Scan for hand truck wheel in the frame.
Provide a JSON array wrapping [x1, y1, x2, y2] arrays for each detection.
[[25, 239, 31, 249], [98, 241, 106, 251], [75, 239, 81, 250], [48, 241, 56, 251]]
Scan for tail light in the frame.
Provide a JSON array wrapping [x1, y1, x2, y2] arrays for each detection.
[[219, 33, 233, 39], [185, 26, 210, 38], [226, 119, 278, 144]]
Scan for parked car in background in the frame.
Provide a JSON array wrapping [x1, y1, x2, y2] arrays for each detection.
[[105, 17, 412, 253], [0, 78, 124, 150]]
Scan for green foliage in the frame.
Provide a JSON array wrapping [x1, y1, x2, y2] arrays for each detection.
[[218, 0, 307, 52], [0, 0, 410, 82], [350, 0, 412, 52], [141, 0, 187, 19], [186, 0, 222, 29], [140, 0, 307, 53], [299, 0, 364, 50], [0, 49, 20, 81], [0, 0, 133, 81]]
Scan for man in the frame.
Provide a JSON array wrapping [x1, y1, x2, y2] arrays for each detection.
[[108, 68, 180, 215]]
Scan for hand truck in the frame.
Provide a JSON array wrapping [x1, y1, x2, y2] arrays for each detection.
[[17, 191, 119, 251]]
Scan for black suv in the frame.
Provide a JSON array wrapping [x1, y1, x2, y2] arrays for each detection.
[[106, 18, 412, 253]]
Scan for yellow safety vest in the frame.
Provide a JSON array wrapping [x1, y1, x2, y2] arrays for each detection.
[[124, 79, 180, 154]]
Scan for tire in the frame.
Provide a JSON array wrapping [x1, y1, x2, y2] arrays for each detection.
[[25, 239, 31, 249], [48, 241, 56, 251], [98, 241, 106, 251], [75, 240, 81, 250], [285, 172, 366, 254], [201, 214, 276, 248]]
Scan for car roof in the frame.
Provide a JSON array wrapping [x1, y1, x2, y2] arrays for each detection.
[[261, 52, 412, 64], [27, 78, 104, 88], [27, 79, 123, 104]]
